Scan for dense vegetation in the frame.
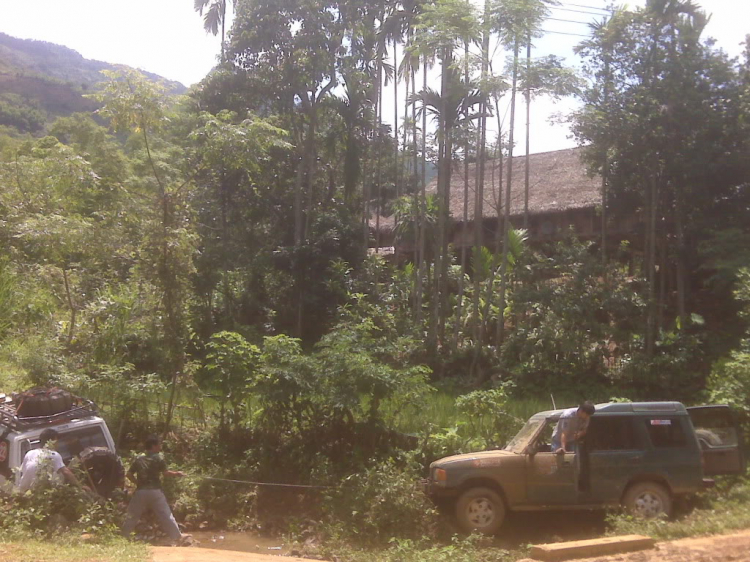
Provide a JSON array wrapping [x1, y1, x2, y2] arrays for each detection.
[[1, 0, 750, 557]]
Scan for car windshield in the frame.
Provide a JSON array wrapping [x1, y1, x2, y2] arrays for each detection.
[[504, 417, 545, 453]]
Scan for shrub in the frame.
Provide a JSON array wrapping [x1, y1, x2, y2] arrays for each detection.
[[322, 453, 440, 544]]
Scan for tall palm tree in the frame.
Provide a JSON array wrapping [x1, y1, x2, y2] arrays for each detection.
[[491, 0, 550, 347], [413, 0, 479, 347], [194, 0, 233, 62]]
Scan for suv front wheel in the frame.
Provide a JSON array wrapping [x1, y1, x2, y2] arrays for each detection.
[[623, 482, 672, 519], [455, 486, 506, 535]]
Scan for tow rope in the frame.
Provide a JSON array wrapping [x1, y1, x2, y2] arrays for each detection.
[[201, 476, 333, 489]]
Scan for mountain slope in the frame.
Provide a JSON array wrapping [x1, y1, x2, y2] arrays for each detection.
[[0, 33, 187, 134]]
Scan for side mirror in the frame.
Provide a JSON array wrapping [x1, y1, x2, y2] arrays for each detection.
[[527, 442, 538, 456]]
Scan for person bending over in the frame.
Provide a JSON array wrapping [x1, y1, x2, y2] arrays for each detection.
[[18, 429, 86, 492], [551, 401, 595, 454]]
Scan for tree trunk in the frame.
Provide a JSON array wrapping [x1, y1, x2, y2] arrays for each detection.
[[497, 41, 520, 348], [478, 135, 503, 374], [453, 22, 471, 352], [472, 0, 491, 356], [417, 61, 428, 326], [674, 184, 687, 323], [645, 175, 659, 357], [375, 57, 383, 254], [523, 37, 531, 230], [601, 54, 611, 267], [62, 267, 76, 347], [437, 46, 454, 348]]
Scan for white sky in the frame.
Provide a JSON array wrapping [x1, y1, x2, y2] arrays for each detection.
[[1, 0, 748, 154]]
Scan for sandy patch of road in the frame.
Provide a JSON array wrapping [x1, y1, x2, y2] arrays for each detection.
[[522, 529, 750, 562]]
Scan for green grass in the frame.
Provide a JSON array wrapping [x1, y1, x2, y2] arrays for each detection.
[[385, 392, 577, 436], [320, 535, 527, 562], [0, 535, 148, 562]]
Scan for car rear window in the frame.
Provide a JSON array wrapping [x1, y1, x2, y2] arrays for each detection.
[[645, 418, 687, 448], [21, 425, 109, 461]]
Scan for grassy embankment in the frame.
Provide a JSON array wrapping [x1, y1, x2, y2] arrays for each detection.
[[0, 535, 147, 562]]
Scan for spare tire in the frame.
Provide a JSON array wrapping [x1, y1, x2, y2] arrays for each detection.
[[79, 447, 124, 498], [16, 387, 73, 418]]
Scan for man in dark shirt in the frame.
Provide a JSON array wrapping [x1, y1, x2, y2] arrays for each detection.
[[122, 434, 187, 544]]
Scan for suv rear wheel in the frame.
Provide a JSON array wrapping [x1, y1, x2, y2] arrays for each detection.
[[455, 486, 506, 535], [623, 482, 672, 518]]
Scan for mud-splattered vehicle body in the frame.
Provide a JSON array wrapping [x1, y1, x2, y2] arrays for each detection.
[[423, 402, 745, 534]]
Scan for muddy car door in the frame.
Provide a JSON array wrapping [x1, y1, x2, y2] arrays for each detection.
[[687, 405, 746, 476], [525, 417, 578, 504]]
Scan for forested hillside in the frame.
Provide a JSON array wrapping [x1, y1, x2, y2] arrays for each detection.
[[0, 32, 186, 135]]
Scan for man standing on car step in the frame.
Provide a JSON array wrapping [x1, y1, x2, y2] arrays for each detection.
[[122, 434, 191, 546]]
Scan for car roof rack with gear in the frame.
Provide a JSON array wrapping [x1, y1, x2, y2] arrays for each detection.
[[0, 393, 99, 432]]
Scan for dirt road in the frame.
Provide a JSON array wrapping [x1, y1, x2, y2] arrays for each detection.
[[153, 529, 750, 562], [522, 529, 750, 562], [151, 547, 312, 562]]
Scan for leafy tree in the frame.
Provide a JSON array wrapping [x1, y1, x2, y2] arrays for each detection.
[[199, 331, 260, 429], [573, 1, 749, 360]]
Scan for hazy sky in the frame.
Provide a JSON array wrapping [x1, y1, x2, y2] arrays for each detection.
[[2, 0, 748, 153]]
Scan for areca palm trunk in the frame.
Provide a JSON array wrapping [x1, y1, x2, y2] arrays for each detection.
[[496, 40, 520, 348], [411, 63, 421, 315], [479, 131, 503, 357], [418, 61, 428, 325], [394, 38, 400, 257], [375, 49, 384, 254], [453, 17, 472, 352], [430, 52, 449, 352], [524, 36, 531, 229], [472, 0, 491, 351], [437, 47, 455, 347]]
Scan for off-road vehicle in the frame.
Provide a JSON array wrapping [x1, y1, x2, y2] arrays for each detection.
[[423, 402, 745, 534], [0, 387, 123, 497]]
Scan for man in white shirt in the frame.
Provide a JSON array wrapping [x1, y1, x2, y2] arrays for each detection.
[[551, 402, 595, 454], [18, 429, 84, 492]]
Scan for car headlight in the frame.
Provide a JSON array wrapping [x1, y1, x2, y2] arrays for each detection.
[[434, 468, 447, 483]]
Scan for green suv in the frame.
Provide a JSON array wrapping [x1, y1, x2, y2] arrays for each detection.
[[423, 402, 745, 534]]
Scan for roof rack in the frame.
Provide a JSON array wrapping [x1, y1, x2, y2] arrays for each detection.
[[0, 395, 99, 432]]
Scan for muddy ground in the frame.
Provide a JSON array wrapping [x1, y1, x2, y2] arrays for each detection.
[[153, 529, 750, 561]]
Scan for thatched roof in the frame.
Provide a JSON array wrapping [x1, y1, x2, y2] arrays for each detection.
[[442, 147, 600, 221], [368, 147, 600, 235]]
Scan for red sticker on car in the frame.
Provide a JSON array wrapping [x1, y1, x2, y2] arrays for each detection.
[[0, 441, 8, 463], [651, 419, 672, 425]]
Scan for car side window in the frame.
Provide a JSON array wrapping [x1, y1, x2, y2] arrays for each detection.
[[645, 418, 686, 448], [588, 417, 637, 451]]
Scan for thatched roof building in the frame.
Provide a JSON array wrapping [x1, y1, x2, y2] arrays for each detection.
[[370, 147, 611, 249], [442, 147, 601, 221]]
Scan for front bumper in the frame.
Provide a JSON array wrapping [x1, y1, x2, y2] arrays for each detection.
[[421, 478, 457, 498]]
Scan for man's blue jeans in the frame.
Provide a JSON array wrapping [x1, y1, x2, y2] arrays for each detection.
[[122, 489, 181, 541]]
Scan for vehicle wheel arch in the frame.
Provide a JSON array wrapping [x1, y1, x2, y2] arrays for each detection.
[[457, 477, 509, 508], [621, 473, 673, 503]]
